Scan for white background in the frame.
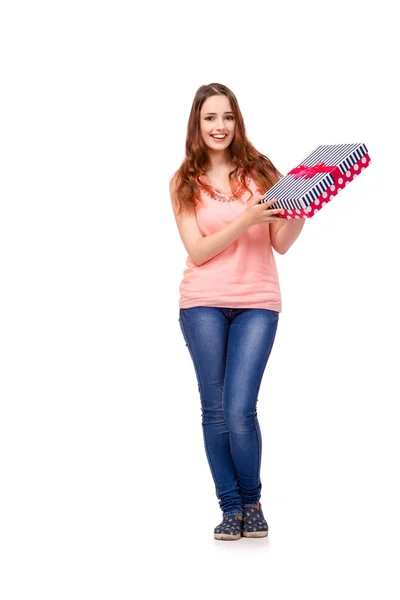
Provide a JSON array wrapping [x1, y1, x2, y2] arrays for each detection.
[[1, 1, 399, 598]]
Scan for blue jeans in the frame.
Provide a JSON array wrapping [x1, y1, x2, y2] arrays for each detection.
[[178, 307, 279, 517]]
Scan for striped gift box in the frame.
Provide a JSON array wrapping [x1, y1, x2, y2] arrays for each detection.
[[260, 143, 372, 219]]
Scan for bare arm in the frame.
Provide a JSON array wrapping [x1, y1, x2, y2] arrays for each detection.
[[170, 179, 254, 266], [170, 178, 286, 265], [193, 214, 251, 265], [270, 218, 306, 254]]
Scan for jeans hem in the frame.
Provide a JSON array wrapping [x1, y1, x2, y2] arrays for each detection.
[[224, 509, 244, 517]]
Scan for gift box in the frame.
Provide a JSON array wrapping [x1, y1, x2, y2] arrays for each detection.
[[260, 143, 372, 218]]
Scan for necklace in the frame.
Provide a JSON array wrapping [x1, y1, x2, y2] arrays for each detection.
[[197, 173, 250, 203], [212, 185, 239, 201]]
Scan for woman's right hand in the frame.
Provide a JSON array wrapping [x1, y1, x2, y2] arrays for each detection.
[[242, 192, 285, 228]]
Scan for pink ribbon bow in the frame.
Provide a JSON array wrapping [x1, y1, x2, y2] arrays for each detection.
[[288, 161, 335, 179]]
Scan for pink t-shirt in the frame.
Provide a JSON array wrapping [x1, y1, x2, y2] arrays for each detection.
[[178, 171, 282, 312]]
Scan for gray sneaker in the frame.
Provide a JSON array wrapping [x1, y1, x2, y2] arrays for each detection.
[[214, 513, 243, 541], [242, 503, 269, 538]]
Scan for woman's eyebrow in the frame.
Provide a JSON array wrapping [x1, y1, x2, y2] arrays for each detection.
[[203, 111, 234, 115]]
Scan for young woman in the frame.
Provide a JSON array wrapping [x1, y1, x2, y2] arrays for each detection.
[[169, 83, 305, 541]]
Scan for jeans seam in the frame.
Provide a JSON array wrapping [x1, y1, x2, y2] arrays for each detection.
[[179, 315, 220, 495], [254, 413, 261, 504]]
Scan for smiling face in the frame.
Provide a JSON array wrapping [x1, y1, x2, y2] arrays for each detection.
[[199, 94, 236, 154]]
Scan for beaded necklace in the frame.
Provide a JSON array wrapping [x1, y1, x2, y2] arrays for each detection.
[[197, 174, 252, 203]]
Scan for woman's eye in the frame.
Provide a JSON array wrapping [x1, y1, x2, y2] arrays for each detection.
[[205, 116, 234, 121]]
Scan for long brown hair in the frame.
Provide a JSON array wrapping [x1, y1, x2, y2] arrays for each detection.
[[170, 83, 283, 215]]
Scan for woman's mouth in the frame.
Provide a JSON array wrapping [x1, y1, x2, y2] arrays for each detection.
[[210, 134, 228, 143]]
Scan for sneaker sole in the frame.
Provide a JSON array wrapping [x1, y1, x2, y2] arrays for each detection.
[[214, 532, 241, 541], [242, 530, 268, 538]]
